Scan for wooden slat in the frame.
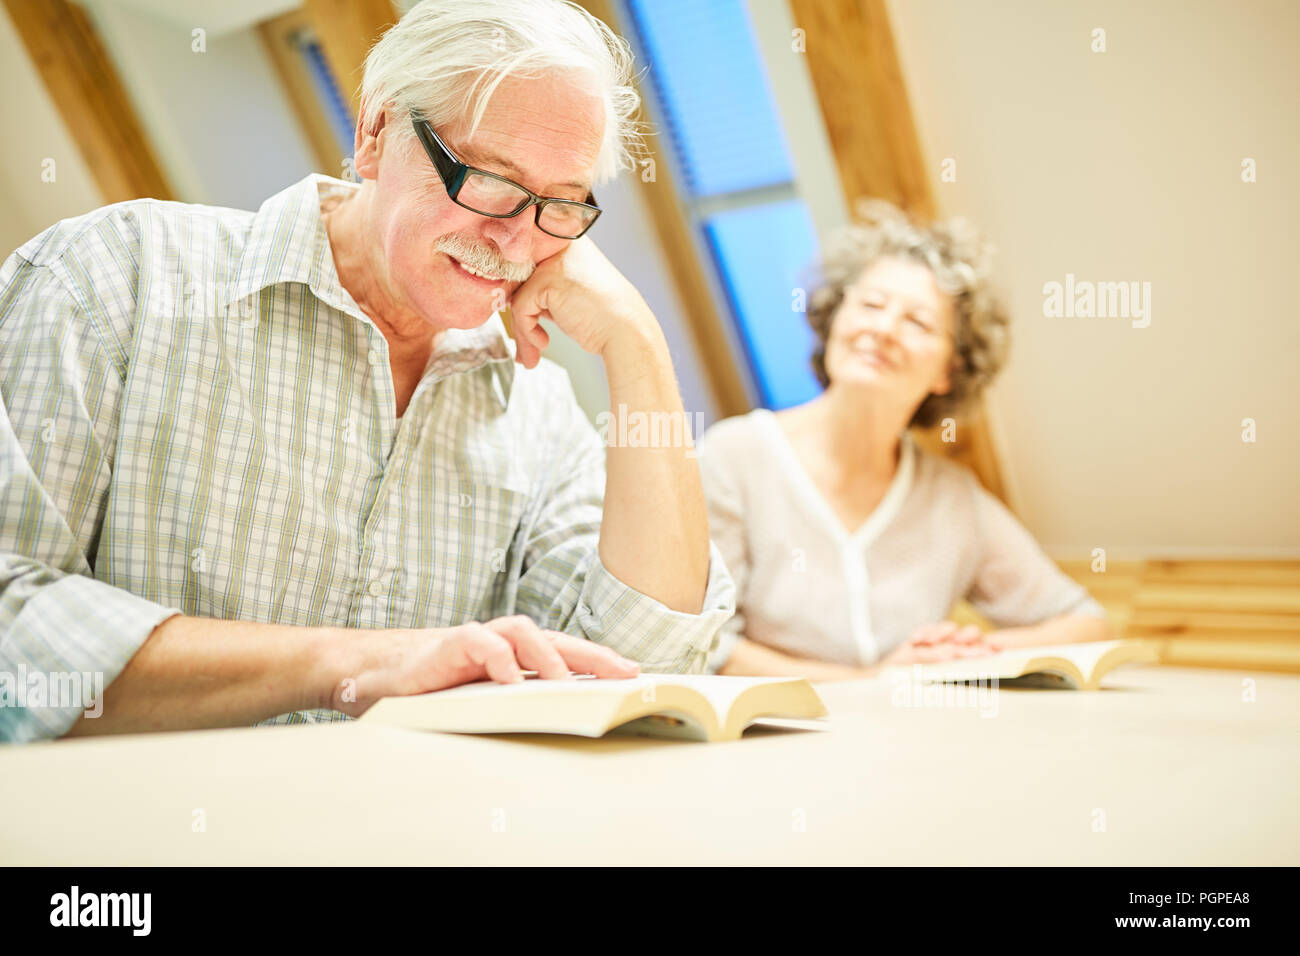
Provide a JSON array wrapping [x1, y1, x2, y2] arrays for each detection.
[[1129, 607, 1300, 635], [3, 0, 172, 203], [1140, 559, 1300, 587], [1135, 584, 1300, 615], [1059, 562, 1143, 608], [1007, 559, 1300, 672], [1154, 640, 1300, 674], [1130, 627, 1300, 648]]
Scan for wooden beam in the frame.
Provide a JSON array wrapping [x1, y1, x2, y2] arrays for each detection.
[[910, 416, 1008, 502], [788, 0, 1008, 501], [301, 0, 400, 121], [788, 0, 933, 218], [3, 0, 172, 203]]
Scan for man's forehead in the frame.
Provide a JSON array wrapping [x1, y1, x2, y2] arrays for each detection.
[[443, 75, 604, 193]]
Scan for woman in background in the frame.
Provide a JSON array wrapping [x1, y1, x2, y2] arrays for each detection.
[[697, 202, 1110, 679]]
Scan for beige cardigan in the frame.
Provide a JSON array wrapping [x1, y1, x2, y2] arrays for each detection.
[[697, 409, 1105, 672]]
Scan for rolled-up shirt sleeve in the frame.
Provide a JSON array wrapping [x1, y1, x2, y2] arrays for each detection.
[[509, 375, 735, 674], [0, 254, 182, 742]]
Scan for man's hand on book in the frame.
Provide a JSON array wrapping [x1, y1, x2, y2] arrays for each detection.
[[881, 622, 1005, 666], [324, 616, 642, 717]]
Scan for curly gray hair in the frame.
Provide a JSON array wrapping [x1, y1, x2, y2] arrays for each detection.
[[805, 200, 1011, 428]]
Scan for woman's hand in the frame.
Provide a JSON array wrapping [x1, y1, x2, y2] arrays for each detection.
[[878, 621, 1005, 667]]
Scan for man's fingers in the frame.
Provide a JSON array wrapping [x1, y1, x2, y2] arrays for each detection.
[[488, 616, 570, 679], [509, 278, 556, 370], [515, 311, 549, 368], [547, 632, 641, 678], [460, 625, 524, 684], [954, 625, 983, 645], [511, 309, 542, 368], [529, 319, 550, 353]]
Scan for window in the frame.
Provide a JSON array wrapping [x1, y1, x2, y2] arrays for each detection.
[[622, 0, 823, 409], [296, 33, 356, 160], [259, 10, 355, 176]]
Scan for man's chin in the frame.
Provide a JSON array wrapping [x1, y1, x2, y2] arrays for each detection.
[[424, 311, 495, 333], [416, 286, 509, 330]]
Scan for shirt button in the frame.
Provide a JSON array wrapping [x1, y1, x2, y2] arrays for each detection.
[[367, 349, 381, 366], [368, 579, 384, 597]]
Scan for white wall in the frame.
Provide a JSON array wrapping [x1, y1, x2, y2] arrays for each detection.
[[82, 0, 318, 209], [0, 5, 105, 258], [888, 0, 1300, 556]]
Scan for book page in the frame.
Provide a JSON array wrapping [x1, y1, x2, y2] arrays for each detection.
[[388, 677, 637, 702], [361, 675, 820, 739], [633, 675, 810, 724], [359, 677, 647, 736]]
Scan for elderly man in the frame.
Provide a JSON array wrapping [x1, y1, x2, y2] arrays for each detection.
[[0, 0, 734, 742]]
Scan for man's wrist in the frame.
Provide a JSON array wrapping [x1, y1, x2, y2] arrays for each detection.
[[311, 625, 367, 712], [599, 308, 669, 376]]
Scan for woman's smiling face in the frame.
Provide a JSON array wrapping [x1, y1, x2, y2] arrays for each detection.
[[823, 255, 957, 410]]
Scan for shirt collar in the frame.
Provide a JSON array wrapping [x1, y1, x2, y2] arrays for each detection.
[[223, 173, 355, 313], [224, 173, 517, 410]]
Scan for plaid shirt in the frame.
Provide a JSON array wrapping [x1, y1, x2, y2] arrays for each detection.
[[0, 174, 735, 742]]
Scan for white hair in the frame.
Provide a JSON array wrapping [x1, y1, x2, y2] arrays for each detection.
[[359, 0, 644, 185]]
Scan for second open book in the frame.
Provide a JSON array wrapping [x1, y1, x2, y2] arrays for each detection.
[[892, 639, 1157, 690]]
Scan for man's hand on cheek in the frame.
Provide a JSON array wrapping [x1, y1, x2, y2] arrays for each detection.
[[506, 237, 656, 369]]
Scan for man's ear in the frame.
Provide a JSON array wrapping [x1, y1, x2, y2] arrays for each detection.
[[352, 102, 389, 181]]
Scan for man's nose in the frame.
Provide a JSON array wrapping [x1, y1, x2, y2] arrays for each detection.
[[482, 211, 535, 264]]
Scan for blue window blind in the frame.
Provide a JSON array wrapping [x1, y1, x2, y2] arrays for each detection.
[[625, 0, 794, 198], [298, 36, 356, 158], [704, 202, 822, 408], [623, 0, 824, 410]]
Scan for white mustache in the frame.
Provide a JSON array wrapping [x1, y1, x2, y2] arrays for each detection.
[[435, 234, 533, 283]]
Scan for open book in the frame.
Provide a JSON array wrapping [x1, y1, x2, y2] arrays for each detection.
[[359, 674, 829, 742], [897, 639, 1157, 690]]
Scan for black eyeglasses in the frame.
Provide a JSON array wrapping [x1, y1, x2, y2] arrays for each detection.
[[411, 117, 601, 240]]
